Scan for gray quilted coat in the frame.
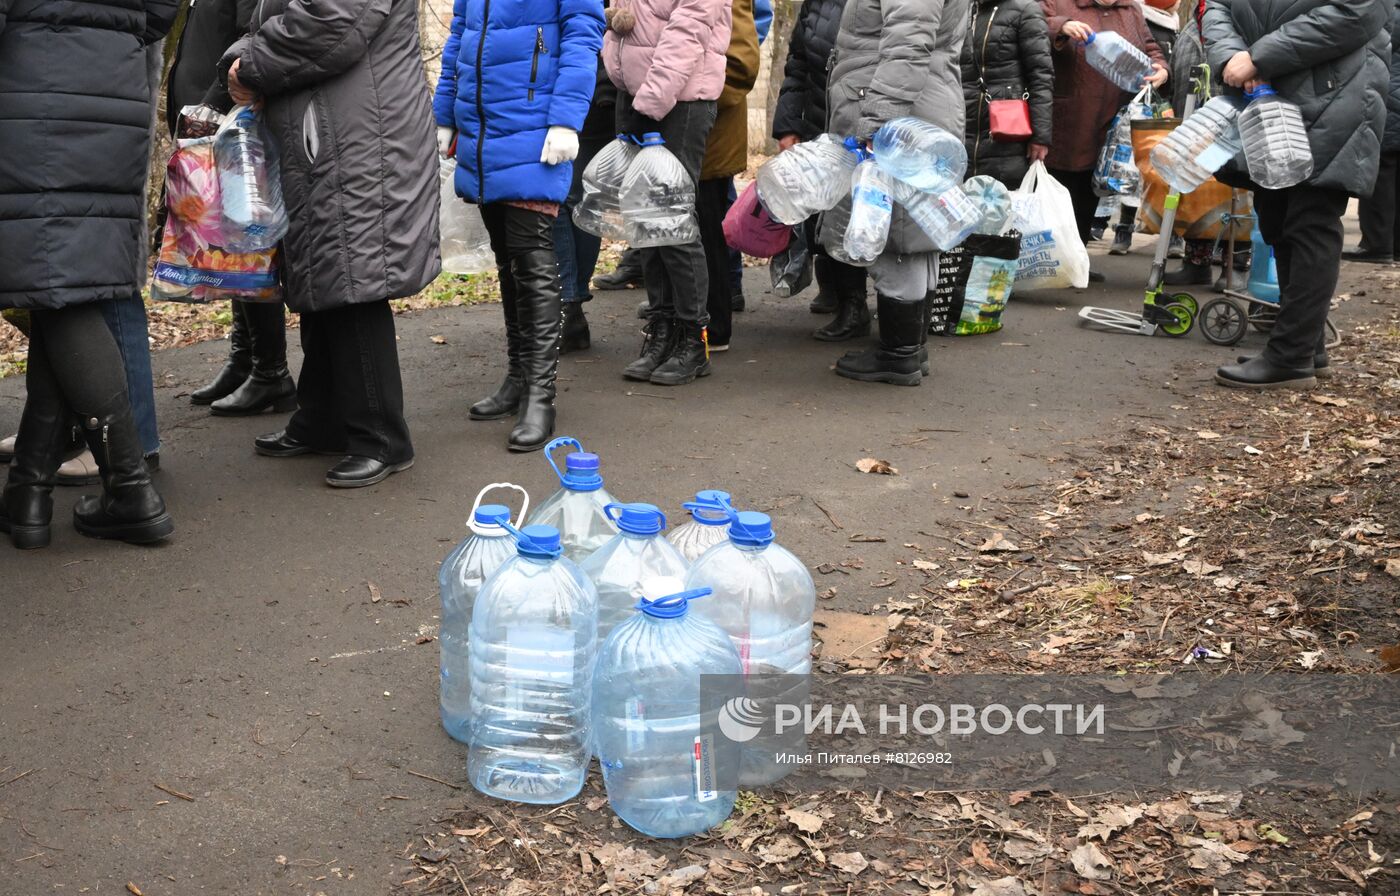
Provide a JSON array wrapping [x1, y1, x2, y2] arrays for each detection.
[[1202, 0, 1390, 198], [823, 0, 971, 255], [222, 0, 441, 313]]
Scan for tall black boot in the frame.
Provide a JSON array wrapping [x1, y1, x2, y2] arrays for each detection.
[[509, 249, 561, 452], [623, 314, 677, 382], [73, 402, 173, 544], [834, 294, 925, 386], [813, 277, 871, 341], [470, 266, 525, 420], [191, 301, 252, 405], [560, 302, 590, 354], [650, 320, 711, 386], [0, 371, 70, 550], [211, 301, 296, 416]]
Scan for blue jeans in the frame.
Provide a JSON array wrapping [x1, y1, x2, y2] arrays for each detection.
[[552, 209, 602, 304], [100, 292, 160, 457]]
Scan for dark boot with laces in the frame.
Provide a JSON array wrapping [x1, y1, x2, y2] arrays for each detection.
[[650, 320, 711, 386], [623, 315, 677, 381]]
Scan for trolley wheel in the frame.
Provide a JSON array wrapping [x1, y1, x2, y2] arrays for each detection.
[[1200, 298, 1247, 346], [1248, 302, 1277, 333], [1159, 302, 1195, 337], [1170, 292, 1200, 318]]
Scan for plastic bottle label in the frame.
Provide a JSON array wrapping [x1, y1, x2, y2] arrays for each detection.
[[853, 185, 893, 213], [693, 734, 719, 802]]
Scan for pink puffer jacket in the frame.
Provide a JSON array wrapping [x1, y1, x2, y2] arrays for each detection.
[[603, 0, 732, 121]]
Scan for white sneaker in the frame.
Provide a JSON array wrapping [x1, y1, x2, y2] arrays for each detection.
[[0, 434, 14, 463]]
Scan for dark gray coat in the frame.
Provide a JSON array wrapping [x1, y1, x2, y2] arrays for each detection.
[[1385, 0, 1400, 152], [1202, 0, 1391, 198], [222, 0, 441, 313], [960, 0, 1054, 188], [0, 0, 178, 310], [772, 0, 848, 141]]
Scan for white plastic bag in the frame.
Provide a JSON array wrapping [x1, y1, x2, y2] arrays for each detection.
[[1008, 162, 1090, 292], [439, 160, 494, 275]]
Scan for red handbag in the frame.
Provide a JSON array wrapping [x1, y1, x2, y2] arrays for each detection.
[[987, 96, 1033, 143]]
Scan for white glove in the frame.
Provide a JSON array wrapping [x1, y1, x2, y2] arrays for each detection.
[[540, 126, 580, 165], [437, 126, 455, 159]]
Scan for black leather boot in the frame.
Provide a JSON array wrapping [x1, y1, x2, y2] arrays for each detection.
[[1214, 355, 1316, 391], [191, 301, 252, 405], [592, 249, 645, 290], [835, 294, 925, 386], [650, 320, 711, 386], [560, 302, 591, 354], [1164, 260, 1212, 286], [509, 249, 561, 452], [809, 256, 839, 314], [73, 404, 174, 544], [211, 302, 295, 415], [0, 392, 70, 550], [470, 266, 525, 420], [813, 287, 871, 342], [623, 315, 677, 381]]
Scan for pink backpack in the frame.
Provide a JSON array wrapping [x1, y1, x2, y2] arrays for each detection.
[[723, 181, 793, 258]]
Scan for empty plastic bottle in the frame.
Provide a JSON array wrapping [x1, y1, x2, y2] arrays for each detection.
[[1082, 31, 1153, 93], [580, 503, 691, 643], [1149, 95, 1242, 194], [962, 175, 1013, 235], [686, 511, 815, 786], [467, 524, 598, 804], [438, 483, 530, 743], [895, 180, 981, 251], [574, 136, 638, 240], [593, 578, 743, 838], [871, 117, 968, 194], [620, 133, 699, 248], [214, 107, 289, 251], [667, 490, 733, 563], [1237, 84, 1314, 190], [754, 134, 858, 225], [844, 158, 894, 265], [527, 437, 619, 563]]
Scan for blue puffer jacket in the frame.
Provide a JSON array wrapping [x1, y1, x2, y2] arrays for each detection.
[[434, 0, 605, 204]]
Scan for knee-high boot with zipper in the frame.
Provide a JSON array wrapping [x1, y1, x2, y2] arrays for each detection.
[[0, 347, 71, 549], [509, 249, 562, 452], [211, 301, 296, 416], [72, 400, 174, 544], [834, 294, 926, 386], [470, 265, 525, 420], [191, 300, 252, 404]]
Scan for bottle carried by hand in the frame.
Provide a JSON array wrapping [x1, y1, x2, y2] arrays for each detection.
[[527, 438, 619, 563], [620, 133, 699, 248], [843, 159, 894, 265], [213, 107, 289, 251], [579, 503, 691, 644], [871, 117, 968, 194], [1237, 84, 1313, 190], [754, 135, 858, 225], [1083, 31, 1153, 93], [574, 136, 638, 240], [1149, 95, 1242, 194]]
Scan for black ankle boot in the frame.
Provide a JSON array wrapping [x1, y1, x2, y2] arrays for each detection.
[[73, 407, 174, 544], [813, 289, 871, 341], [191, 302, 252, 404], [835, 294, 925, 386], [1164, 260, 1212, 286], [560, 302, 591, 355], [471, 266, 525, 420], [623, 315, 677, 381], [0, 393, 70, 550], [211, 302, 295, 416], [650, 320, 712, 386], [509, 249, 561, 452]]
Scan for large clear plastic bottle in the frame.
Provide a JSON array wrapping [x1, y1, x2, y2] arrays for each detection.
[[1149, 95, 1242, 194], [467, 524, 598, 804], [579, 503, 691, 643], [1237, 84, 1314, 190], [527, 437, 619, 563], [685, 512, 815, 786], [895, 180, 981, 251], [754, 134, 858, 225], [593, 578, 743, 838], [620, 133, 699, 248], [871, 117, 968, 194], [962, 175, 1013, 235], [1082, 31, 1153, 93], [574, 136, 638, 240], [667, 490, 733, 563], [437, 483, 529, 743], [843, 158, 894, 265], [213, 107, 288, 252]]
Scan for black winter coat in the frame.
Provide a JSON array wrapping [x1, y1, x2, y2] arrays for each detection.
[[0, 0, 178, 310], [166, 0, 257, 136], [772, 0, 848, 141], [959, 0, 1054, 188], [1385, 0, 1400, 153]]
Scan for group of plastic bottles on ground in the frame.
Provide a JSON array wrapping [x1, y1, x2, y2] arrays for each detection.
[[575, 134, 701, 248], [436, 438, 817, 839]]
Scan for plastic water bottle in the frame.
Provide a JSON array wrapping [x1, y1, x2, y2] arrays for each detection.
[[962, 175, 1013, 236], [593, 578, 743, 838], [214, 108, 288, 251], [871, 117, 968, 194], [667, 490, 733, 563], [620, 133, 699, 248], [754, 134, 858, 225], [686, 512, 815, 786], [1149, 96, 1242, 194], [467, 524, 598, 804], [574, 136, 638, 240], [527, 437, 619, 563], [1237, 84, 1314, 190], [844, 159, 894, 265], [438, 483, 530, 743], [1082, 31, 1153, 93], [1247, 216, 1279, 304], [895, 180, 981, 251], [580, 503, 691, 643]]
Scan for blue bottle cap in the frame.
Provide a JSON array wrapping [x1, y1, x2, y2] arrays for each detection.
[[514, 524, 562, 559], [474, 504, 512, 526], [640, 132, 665, 147], [636, 585, 712, 619], [544, 437, 604, 491], [1246, 83, 1276, 99], [605, 503, 667, 536], [683, 490, 733, 527], [728, 511, 774, 548]]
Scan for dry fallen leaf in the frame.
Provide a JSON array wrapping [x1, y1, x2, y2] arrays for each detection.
[[1008, 790, 1032, 806], [969, 877, 1026, 896], [912, 559, 940, 571], [828, 851, 868, 875], [784, 808, 824, 834], [1196, 430, 1221, 440], [978, 533, 1019, 553], [1383, 558, 1400, 578], [1143, 549, 1186, 567], [757, 835, 803, 865], [1297, 649, 1324, 670], [1070, 843, 1114, 880], [1182, 559, 1223, 577], [856, 457, 898, 475], [430, 334, 447, 345], [1378, 643, 1400, 673], [1311, 394, 1349, 407], [1185, 837, 1248, 875], [367, 581, 383, 604], [1077, 805, 1144, 842], [1004, 839, 1055, 864]]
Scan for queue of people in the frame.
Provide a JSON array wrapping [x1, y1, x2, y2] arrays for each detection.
[[0, 0, 1391, 551]]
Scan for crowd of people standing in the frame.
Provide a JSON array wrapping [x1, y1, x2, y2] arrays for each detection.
[[0, 0, 1391, 550]]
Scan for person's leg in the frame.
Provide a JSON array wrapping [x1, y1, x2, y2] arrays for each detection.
[[98, 292, 159, 458], [271, 307, 347, 455], [697, 177, 733, 350], [834, 253, 933, 386], [321, 300, 414, 486], [471, 203, 527, 419], [1352, 150, 1397, 259], [191, 300, 252, 405], [622, 247, 679, 380], [725, 177, 746, 312], [808, 216, 840, 314], [499, 205, 562, 451], [1111, 204, 1136, 255], [1167, 238, 1215, 285], [814, 255, 872, 341], [212, 300, 296, 416], [0, 322, 71, 548], [555, 210, 592, 354]]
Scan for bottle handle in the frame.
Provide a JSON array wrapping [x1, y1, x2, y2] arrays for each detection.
[[544, 437, 583, 486], [604, 503, 668, 530], [469, 482, 530, 532]]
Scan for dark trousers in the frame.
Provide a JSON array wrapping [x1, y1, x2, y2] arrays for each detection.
[[697, 177, 733, 346], [1047, 167, 1100, 245], [1358, 150, 1400, 256], [26, 304, 130, 427], [285, 300, 412, 463], [1253, 184, 1349, 369], [726, 177, 744, 296], [616, 94, 717, 325], [485, 203, 558, 270]]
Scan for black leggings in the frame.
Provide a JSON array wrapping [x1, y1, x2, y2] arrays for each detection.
[[26, 304, 131, 421]]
